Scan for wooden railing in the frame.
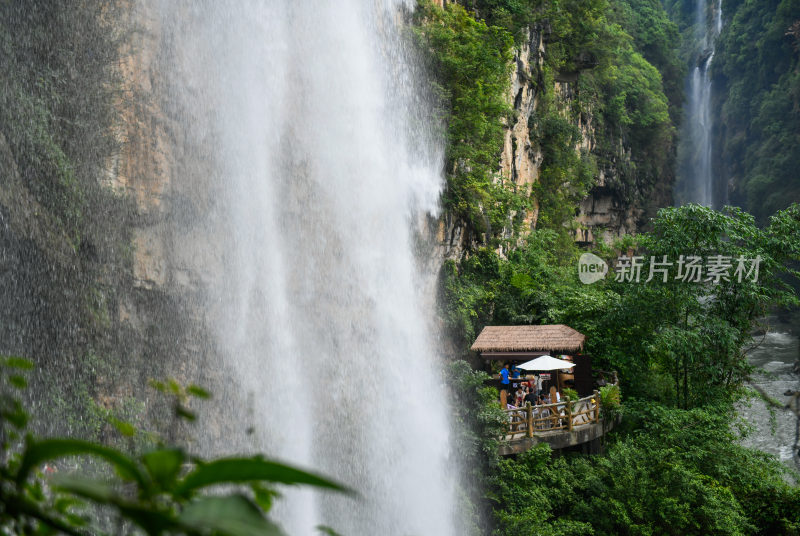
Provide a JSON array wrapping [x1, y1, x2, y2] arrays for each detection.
[[502, 390, 602, 440]]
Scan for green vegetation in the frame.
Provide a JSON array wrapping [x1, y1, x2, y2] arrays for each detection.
[[597, 383, 620, 417], [413, 3, 526, 237], [614, 0, 684, 122], [446, 204, 800, 403], [711, 0, 800, 222], [490, 402, 800, 536], [415, 0, 680, 237], [445, 203, 800, 535], [529, 95, 597, 229], [428, 3, 800, 533], [440, 228, 587, 346], [457, 0, 537, 39], [0, 359, 349, 536], [558, 0, 674, 217], [610, 204, 800, 406], [0, 0, 129, 250]]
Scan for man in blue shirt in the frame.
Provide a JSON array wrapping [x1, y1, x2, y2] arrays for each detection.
[[499, 363, 510, 389], [510, 364, 521, 390]]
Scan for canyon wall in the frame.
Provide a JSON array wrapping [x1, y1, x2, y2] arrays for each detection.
[[0, 1, 220, 440], [435, 22, 670, 261]]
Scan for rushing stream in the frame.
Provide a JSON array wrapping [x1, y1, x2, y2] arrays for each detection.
[[152, 1, 455, 534], [739, 318, 800, 471]]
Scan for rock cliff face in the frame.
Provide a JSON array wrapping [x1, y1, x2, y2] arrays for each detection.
[[103, 1, 223, 404], [433, 24, 658, 260], [112, 3, 219, 295], [498, 29, 542, 232], [575, 179, 644, 244], [503, 29, 650, 246], [0, 2, 220, 438], [111, 4, 171, 290]]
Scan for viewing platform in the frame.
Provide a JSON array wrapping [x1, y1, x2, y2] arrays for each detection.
[[470, 324, 620, 455], [499, 390, 617, 456]]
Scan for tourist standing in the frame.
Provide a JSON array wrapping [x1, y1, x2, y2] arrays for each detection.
[[524, 387, 537, 406], [499, 363, 510, 398]]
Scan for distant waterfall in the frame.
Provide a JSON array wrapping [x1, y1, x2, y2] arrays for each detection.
[[676, 0, 723, 207], [152, 1, 455, 534]]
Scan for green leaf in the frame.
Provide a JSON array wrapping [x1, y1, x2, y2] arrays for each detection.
[[148, 379, 166, 393], [174, 457, 352, 498], [54, 476, 174, 534], [63, 512, 90, 529], [141, 448, 185, 491], [178, 495, 284, 536], [109, 417, 136, 437], [186, 385, 211, 399], [52, 476, 116, 504], [251, 482, 280, 513], [120, 507, 175, 535], [53, 496, 85, 515], [2, 399, 29, 429], [3, 356, 34, 369], [28, 478, 45, 501], [510, 272, 534, 290], [8, 374, 28, 389], [175, 405, 196, 421], [167, 378, 182, 395], [317, 526, 343, 536], [17, 439, 148, 491]]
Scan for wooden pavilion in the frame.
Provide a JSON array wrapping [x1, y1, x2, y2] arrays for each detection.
[[470, 324, 592, 398]]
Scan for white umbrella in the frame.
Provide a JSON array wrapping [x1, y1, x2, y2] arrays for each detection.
[[517, 355, 575, 371]]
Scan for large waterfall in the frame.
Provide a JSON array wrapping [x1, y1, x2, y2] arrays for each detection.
[[676, 0, 723, 207], [153, 1, 455, 534]]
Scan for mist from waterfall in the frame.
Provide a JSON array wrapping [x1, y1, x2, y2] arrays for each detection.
[[676, 0, 723, 207], [152, 1, 455, 534]]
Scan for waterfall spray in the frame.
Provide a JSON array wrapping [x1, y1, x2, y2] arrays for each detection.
[[152, 1, 455, 534]]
